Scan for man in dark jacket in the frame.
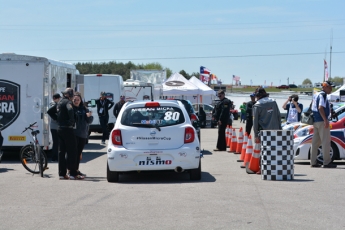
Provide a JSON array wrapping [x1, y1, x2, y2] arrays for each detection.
[[113, 95, 125, 119], [253, 88, 282, 143], [47, 93, 61, 162], [96, 91, 114, 144], [213, 90, 231, 151], [57, 88, 81, 180], [245, 93, 256, 136]]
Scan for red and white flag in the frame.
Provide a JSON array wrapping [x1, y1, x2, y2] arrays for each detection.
[[324, 59, 329, 81]]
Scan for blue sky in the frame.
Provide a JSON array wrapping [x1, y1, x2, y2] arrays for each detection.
[[1, 0, 344, 85]]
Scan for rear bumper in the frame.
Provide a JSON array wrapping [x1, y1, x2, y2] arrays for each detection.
[[107, 145, 201, 172]]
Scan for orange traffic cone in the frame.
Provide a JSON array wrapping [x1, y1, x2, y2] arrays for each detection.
[[225, 125, 230, 148], [237, 132, 248, 162], [240, 135, 252, 168], [226, 126, 232, 149], [235, 127, 243, 154], [229, 128, 237, 152], [246, 143, 261, 174]]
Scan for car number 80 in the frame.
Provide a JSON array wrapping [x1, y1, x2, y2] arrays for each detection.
[[164, 112, 180, 121]]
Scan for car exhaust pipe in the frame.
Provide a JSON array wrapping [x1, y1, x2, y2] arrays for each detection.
[[175, 167, 184, 173]]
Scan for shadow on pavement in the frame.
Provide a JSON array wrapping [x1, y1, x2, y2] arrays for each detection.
[[201, 150, 212, 155], [81, 151, 106, 163], [115, 171, 216, 184], [0, 168, 15, 173]]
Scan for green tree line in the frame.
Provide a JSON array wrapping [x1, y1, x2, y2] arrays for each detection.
[[75, 61, 200, 80]]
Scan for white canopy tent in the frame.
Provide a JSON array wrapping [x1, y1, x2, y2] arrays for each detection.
[[162, 73, 200, 96], [188, 76, 216, 104], [328, 84, 345, 101], [189, 76, 216, 96]]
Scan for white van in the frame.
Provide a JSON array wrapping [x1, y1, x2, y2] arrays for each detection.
[[80, 74, 124, 134], [0, 53, 77, 149]]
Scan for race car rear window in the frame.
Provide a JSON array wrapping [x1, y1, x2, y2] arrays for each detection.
[[121, 106, 186, 127]]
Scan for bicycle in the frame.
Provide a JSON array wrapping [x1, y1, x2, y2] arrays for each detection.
[[20, 122, 48, 177]]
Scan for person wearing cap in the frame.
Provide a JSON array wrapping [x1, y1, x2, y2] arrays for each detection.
[[245, 93, 256, 136], [253, 88, 282, 144], [57, 88, 83, 179], [113, 95, 125, 119], [47, 93, 61, 162], [96, 91, 115, 144], [282, 94, 303, 124], [310, 81, 336, 168], [213, 90, 231, 151]]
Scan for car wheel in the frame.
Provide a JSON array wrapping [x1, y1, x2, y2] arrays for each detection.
[[190, 160, 201, 180], [107, 162, 119, 182], [315, 142, 339, 164]]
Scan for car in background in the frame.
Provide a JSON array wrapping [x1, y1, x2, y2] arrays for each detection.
[[173, 99, 200, 141], [276, 85, 289, 89], [294, 128, 345, 164], [282, 122, 309, 132], [193, 103, 214, 128], [288, 84, 298, 88], [106, 100, 201, 182]]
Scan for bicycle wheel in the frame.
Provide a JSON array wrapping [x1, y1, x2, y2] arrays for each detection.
[[20, 145, 48, 175], [20, 144, 39, 174]]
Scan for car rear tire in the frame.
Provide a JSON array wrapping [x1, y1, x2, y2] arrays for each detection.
[[107, 162, 119, 182], [190, 160, 201, 180]]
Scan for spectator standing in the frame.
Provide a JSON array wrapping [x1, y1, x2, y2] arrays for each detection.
[[113, 95, 125, 119], [57, 88, 83, 180], [72, 92, 94, 177], [245, 93, 256, 136], [253, 88, 282, 143], [213, 90, 231, 151], [198, 107, 206, 128], [239, 102, 247, 123], [47, 93, 61, 162], [310, 81, 336, 168], [282, 94, 303, 124], [96, 91, 114, 144]]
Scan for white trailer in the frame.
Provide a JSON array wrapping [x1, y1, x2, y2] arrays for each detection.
[[123, 79, 159, 101], [81, 74, 124, 133], [0, 53, 77, 149]]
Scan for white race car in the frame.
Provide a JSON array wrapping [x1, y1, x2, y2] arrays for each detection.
[[106, 100, 201, 182], [294, 128, 345, 164]]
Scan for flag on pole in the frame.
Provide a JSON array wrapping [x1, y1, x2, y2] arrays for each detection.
[[200, 66, 211, 75], [324, 59, 329, 81], [232, 75, 240, 81]]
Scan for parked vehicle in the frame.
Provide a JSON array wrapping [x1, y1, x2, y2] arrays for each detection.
[[276, 85, 289, 89], [0, 53, 77, 150], [106, 100, 201, 182], [173, 99, 200, 141], [193, 103, 214, 128], [77, 74, 124, 134], [289, 84, 298, 88], [294, 128, 345, 164]]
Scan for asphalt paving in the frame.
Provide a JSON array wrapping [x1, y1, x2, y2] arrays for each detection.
[[0, 120, 344, 230]]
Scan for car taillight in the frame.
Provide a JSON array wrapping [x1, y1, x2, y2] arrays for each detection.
[[184, 127, 195, 143], [190, 113, 198, 122], [111, 129, 122, 145]]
